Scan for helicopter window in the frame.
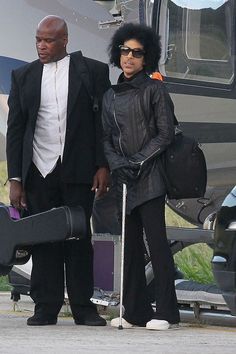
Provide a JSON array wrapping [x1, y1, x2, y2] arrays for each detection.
[[158, 0, 234, 84]]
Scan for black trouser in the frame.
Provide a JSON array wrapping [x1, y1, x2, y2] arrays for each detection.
[[25, 161, 96, 318], [123, 196, 180, 325]]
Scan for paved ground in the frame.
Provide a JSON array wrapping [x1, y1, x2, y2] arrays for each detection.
[[1, 292, 236, 354]]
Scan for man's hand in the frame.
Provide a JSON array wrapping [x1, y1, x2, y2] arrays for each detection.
[[9, 180, 27, 209], [91, 167, 110, 197]]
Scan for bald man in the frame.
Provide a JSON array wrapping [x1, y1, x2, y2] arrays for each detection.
[[6, 16, 110, 326]]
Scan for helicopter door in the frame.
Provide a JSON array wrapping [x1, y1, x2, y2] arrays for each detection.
[[154, 0, 234, 87]]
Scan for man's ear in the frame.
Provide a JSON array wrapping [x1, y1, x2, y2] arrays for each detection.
[[63, 35, 68, 47]]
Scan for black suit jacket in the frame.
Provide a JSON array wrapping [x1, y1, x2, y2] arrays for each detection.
[[6, 51, 110, 185]]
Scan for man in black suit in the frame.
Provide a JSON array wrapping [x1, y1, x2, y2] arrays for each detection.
[[6, 15, 110, 326]]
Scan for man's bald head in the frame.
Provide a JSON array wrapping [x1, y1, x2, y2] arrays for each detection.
[[37, 15, 68, 36], [36, 15, 68, 64]]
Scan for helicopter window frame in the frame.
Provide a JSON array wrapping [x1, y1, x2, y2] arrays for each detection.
[[156, 0, 235, 87], [144, 0, 156, 26]]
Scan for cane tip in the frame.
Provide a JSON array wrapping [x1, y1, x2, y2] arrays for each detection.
[[118, 325, 123, 330]]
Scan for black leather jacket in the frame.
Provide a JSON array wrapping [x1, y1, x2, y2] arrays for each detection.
[[102, 71, 175, 213]]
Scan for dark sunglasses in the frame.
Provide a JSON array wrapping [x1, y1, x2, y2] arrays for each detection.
[[119, 45, 145, 58]]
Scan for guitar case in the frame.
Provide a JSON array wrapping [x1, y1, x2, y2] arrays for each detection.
[[0, 204, 86, 276]]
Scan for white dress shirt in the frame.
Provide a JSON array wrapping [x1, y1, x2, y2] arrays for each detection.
[[32, 55, 70, 177]]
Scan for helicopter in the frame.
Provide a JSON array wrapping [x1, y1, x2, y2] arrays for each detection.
[[0, 0, 236, 326]]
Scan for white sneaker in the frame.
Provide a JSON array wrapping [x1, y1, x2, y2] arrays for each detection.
[[146, 319, 178, 331], [110, 317, 134, 328]]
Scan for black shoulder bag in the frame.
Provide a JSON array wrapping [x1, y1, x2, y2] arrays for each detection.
[[159, 124, 207, 199], [140, 89, 207, 200]]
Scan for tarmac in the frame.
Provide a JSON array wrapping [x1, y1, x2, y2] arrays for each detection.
[[1, 292, 236, 354]]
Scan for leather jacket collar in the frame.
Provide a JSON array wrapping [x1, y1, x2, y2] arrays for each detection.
[[112, 70, 149, 93]]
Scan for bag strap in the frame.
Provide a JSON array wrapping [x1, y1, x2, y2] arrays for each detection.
[[139, 82, 175, 194], [140, 81, 179, 134]]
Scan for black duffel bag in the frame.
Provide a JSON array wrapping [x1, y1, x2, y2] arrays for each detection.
[[140, 85, 207, 200], [159, 127, 207, 200]]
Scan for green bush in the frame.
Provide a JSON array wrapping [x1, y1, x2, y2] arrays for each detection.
[[174, 244, 214, 284], [0, 276, 12, 291], [166, 206, 214, 284]]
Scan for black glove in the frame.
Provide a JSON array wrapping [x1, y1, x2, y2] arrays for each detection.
[[114, 165, 140, 184]]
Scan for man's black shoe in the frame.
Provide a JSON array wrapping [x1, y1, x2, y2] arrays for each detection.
[[27, 314, 57, 326], [74, 312, 106, 326]]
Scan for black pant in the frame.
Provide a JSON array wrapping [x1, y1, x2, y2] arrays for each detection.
[[25, 161, 96, 318], [123, 196, 180, 325]]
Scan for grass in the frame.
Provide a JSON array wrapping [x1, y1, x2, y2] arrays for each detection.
[[165, 206, 214, 284], [0, 276, 12, 291], [174, 244, 214, 284], [0, 161, 9, 205], [0, 161, 11, 290], [0, 161, 214, 290]]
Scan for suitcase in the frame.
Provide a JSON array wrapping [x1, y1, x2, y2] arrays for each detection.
[[92, 233, 121, 292]]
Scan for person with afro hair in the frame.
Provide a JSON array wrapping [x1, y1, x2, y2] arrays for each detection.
[[102, 23, 180, 330]]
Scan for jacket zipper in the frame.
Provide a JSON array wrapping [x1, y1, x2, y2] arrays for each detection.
[[113, 93, 161, 168], [113, 93, 126, 157], [129, 148, 161, 166], [129, 147, 161, 177]]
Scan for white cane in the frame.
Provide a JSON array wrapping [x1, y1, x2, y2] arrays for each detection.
[[118, 183, 127, 330]]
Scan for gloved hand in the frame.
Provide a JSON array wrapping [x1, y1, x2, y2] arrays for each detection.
[[113, 164, 140, 184]]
